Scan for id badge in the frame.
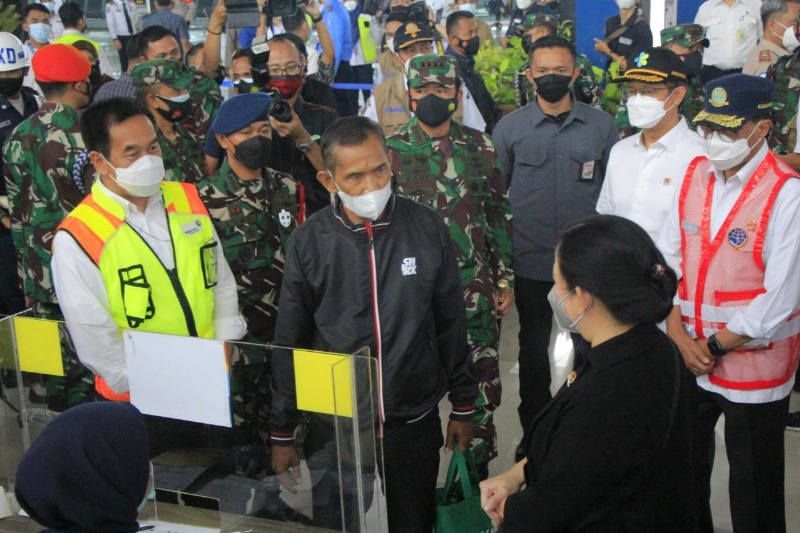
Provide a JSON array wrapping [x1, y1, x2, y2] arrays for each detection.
[[736, 28, 746, 43], [201, 241, 218, 289], [581, 161, 596, 180]]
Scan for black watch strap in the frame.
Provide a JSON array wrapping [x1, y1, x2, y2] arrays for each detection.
[[707, 333, 727, 357]]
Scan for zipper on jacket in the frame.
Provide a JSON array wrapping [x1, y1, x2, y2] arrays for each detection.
[[365, 221, 386, 425]]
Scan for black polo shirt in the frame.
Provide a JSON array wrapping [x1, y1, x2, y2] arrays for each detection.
[[604, 14, 653, 68]]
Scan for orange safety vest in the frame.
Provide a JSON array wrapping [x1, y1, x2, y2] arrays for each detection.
[[677, 152, 800, 391]]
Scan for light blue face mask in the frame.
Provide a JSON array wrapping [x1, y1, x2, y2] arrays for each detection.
[[28, 22, 51, 43], [137, 464, 156, 513]]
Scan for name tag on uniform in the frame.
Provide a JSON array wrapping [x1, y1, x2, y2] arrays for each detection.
[[618, 37, 633, 46], [182, 220, 202, 236], [581, 161, 595, 180], [682, 220, 699, 234]]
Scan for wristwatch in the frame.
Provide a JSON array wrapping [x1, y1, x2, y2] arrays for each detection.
[[707, 333, 728, 357], [295, 138, 314, 153]]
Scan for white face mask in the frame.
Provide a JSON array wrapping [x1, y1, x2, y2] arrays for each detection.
[[332, 174, 393, 221], [616, 0, 636, 8], [105, 154, 166, 198], [459, 3, 476, 13], [547, 286, 589, 334], [626, 91, 674, 130], [704, 121, 762, 171], [516, 0, 532, 10], [781, 24, 800, 52], [344, 0, 358, 11], [386, 37, 395, 54]]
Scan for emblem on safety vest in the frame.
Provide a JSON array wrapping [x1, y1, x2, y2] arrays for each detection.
[[728, 228, 747, 248]]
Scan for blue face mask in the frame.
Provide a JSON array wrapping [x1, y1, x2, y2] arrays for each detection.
[[28, 22, 51, 43]]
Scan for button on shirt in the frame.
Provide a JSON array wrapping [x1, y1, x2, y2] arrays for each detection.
[[657, 143, 800, 403], [597, 117, 705, 242], [493, 101, 618, 281], [695, 0, 763, 71], [51, 180, 247, 394]]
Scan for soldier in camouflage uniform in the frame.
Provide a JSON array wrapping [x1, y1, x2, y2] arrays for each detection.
[[386, 55, 514, 479], [768, 31, 800, 161], [196, 93, 301, 478], [615, 23, 708, 138], [2, 44, 96, 410], [132, 59, 206, 184], [515, 13, 602, 108], [135, 25, 222, 139]]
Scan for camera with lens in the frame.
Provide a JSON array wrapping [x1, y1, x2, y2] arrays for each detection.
[[249, 37, 293, 123], [268, 91, 293, 123], [226, 0, 298, 28], [407, 0, 429, 26]]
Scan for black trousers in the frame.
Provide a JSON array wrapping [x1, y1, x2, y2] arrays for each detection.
[[117, 34, 134, 73], [0, 235, 24, 315], [333, 60, 358, 117], [695, 387, 790, 533], [515, 276, 554, 432], [699, 65, 742, 85], [352, 63, 374, 103]]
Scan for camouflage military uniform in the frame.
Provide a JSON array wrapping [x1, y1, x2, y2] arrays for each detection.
[[196, 159, 299, 476], [188, 68, 223, 139], [767, 51, 800, 155], [133, 60, 209, 183], [2, 102, 96, 409], [386, 56, 514, 470], [159, 122, 206, 183]]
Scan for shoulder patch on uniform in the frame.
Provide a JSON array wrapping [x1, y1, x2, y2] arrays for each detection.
[[759, 50, 772, 62]]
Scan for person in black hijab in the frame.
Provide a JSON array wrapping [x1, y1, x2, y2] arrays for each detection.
[[15, 402, 151, 533]]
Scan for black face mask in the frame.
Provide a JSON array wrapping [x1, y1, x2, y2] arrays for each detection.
[[410, 93, 458, 127], [234, 78, 256, 94], [90, 63, 102, 85], [154, 94, 194, 123], [678, 51, 702, 78], [75, 80, 93, 108], [234, 135, 272, 169], [458, 35, 480, 56], [533, 73, 572, 103], [0, 76, 24, 98], [522, 34, 535, 55]]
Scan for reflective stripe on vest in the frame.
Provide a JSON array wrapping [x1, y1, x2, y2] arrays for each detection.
[[57, 181, 217, 401], [677, 152, 800, 390]]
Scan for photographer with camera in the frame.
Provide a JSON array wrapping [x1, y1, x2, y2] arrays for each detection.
[[280, 1, 336, 84]]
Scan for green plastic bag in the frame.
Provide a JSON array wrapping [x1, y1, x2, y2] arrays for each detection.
[[435, 447, 493, 533]]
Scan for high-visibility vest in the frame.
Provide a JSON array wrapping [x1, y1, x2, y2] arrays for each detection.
[[677, 153, 800, 391], [50, 34, 102, 56], [357, 14, 377, 63], [57, 181, 218, 401]]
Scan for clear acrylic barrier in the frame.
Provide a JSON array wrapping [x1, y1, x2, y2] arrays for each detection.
[[0, 315, 388, 532]]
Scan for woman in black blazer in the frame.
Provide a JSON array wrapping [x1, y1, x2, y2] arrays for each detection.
[[481, 215, 699, 532]]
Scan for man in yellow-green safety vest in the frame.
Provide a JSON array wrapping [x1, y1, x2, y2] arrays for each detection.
[[52, 97, 247, 403]]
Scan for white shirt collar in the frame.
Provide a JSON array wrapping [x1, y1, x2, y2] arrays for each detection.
[[634, 116, 690, 153], [97, 177, 164, 217], [707, 141, 769, 187]]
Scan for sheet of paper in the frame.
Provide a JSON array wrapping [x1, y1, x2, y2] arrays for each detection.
[[137, 520, 220, 533], [124, 332, 231, 427], [293, 349, 353, 417], [13, 317, 63, 376]]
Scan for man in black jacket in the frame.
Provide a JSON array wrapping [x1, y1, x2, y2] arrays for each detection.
[[270, 116, 477, 533]]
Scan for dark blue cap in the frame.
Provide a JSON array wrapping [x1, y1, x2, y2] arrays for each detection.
[[212, 92, 272, 135], [693, 74, 774, 130]]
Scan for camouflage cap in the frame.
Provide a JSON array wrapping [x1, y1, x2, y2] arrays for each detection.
[[660, 24, 709, 49], [131, 58, 195, 90], [522, 12, 559, 33], [393, 21, 434, 51], [406, 54, 459, 89]]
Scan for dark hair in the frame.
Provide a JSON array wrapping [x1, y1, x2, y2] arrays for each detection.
[[268, 34, 305, 61], [185, 42, 204, 64], [321, 116, 387, 171], [72, 39, 97, 61], [384, 12, 407, 25], [282, 10, 307, 34], [232, 47, 254, 62], [155, 0, 172, 7], [528, 34, 576, 65], [80, 98, 153, 157], [58, 1, 83, 27], [37, 81, 71, 99], [277, 33, 309, 61], [557, 215, 678, 325], [445, 11, 473, 37], [22, 3, 49, 19], [135, 25, 179, 58], [125, 33, 140, 61]]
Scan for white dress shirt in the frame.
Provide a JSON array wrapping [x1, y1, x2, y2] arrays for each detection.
[[695, 0, 763, 70], [52, 180, 247, 394], [105, 0, 137, 39], [657, 143, 800, 403], [22, 42, 42, 97], [597, 117, 705, 243]]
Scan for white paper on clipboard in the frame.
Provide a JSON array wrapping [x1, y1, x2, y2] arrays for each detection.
[[124, 331, 231, 427]]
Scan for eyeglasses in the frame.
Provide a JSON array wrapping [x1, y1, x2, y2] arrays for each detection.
[[696, 125, 743, 144], [622, 86, 671, 99], [267, 63, 303, 77]]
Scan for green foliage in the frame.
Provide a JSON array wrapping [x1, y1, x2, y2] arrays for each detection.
[[475, 37, 528, 106], [0, 3, 19, 34]]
